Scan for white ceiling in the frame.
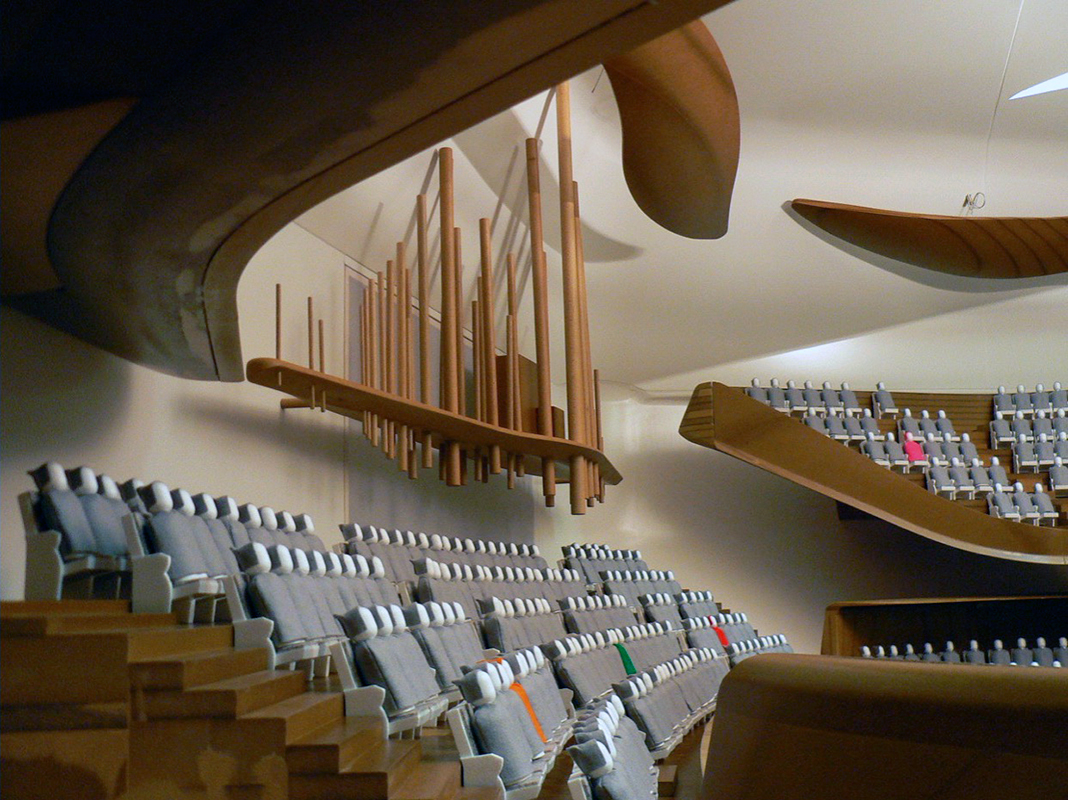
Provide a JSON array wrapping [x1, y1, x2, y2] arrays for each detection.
[[296, 0, 1068, 397]]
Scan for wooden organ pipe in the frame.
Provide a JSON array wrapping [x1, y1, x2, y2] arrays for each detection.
[[525, 138, 556, 506], [473, 298, 485, 482], [573, 181, 597, 504], [479, 218, 502, 474], [509, 257, 524, 478], [396, 244, 409, 472], [555, 81, 588, 514], [439, 148, 461, 485], [417, 193, 433, 469], [267, 127, 617, 512], [594, 368, 605, 501]]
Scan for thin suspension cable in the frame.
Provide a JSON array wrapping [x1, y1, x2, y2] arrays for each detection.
[[980, 0, 1026, 200]]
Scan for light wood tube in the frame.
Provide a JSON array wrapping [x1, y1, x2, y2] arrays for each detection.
[[574, 181, 597, 502], [525, 138, 556, 505], [454, 226, 466, 418], [275, 284, 282, 360], [439, 148, 461, 484], [556, 81, 588, 513], [396, 243, 410, 472], [479, 218, 502, 474], [594, 367, 605, 501], [473, 298, 485, 482], [369, 276, 381, 447], [417, 193, 433, 468]]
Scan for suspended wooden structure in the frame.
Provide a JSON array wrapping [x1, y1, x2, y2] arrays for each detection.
[[247, 83, 618, 514]]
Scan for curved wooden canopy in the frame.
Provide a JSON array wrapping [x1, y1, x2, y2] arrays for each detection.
[[680, 382, 1068, 564], [791, 199, 1068, 279], [604, 20, 740, 239], [1, 0, 732, 381]]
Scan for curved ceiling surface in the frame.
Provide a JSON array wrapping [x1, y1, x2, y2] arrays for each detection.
[[298, 0, 1068, 396]]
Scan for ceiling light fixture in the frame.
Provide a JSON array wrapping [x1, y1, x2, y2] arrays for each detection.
[[1009, 70, 1068, 100]]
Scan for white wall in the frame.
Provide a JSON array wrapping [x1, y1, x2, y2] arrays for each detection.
[[536, 394, 1068, 654], [0, 223, 536, 600]]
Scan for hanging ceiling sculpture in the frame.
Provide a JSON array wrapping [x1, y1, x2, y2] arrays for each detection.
[[604, 20, 740, 239], [791, 199, 1068, 279]]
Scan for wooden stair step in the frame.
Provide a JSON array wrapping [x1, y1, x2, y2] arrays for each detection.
[[130, 646, 270, 690], [2, 612, 177, 638], [287, 738, 422, 800], [0, 600, 130, 619], [125, 624, 234, 661], [239, 689, 344, 745], [389, 759, 461, 800], [286, 715, 383, 773], [139, 668, 307, 720]]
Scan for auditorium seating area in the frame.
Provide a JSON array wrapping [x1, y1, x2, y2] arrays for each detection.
[[858, 636, 1066, 667], [744, 381, 1068, 527], [16, 459, 796, 799]]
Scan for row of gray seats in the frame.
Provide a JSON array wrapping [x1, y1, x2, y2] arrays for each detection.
[[991, 410, 1068, 444], [235, 540, 400, 666], [993, 383, 1067, 417], [724, 635, 793, 666], [637, 594, 684, 627], [414, 557, 587, 618], [803, 408, 884, 442], [897, 409, 959, 443], [560, 595, 639, 635], [451, 651, 573, 795], [613, 648, 728, 757], [568, 695, 657, 800], [675, 590, 719, 619], [988, 482, 1060, 525], [861, 637, 1066, 667], [746, 379, 864, 416], [337, 603, 449, 726], [341, 523, 547, 585], [562, 544, 649, 585], [1013, 434, 1068, 473], [545, 624, 685, 707], [481, 597, 569, 653], [599, 570, 681, 605]]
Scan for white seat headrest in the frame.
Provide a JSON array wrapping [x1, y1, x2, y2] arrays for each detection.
[[340, 553, 358, 578], [354, 554, 371, 577], [295, 514, 314, 533], [325, 552, 343, 577], [373, 606, 394, 637], [370, 556, 385, 578], [67, 466, 99, 497], [167, 489, 193, 514], [267, 545, 294, 575], [279, 511, 297, 533], [98, 474, 122, 500], [239, 502, 263, 527], [192, 493, 218, 519], [30, 462, 68, 493], [141, 482, 174, 514], [292, 548, 311, 575], [260, 507, 278, 530]]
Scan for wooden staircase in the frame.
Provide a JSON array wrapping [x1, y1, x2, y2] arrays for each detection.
[[1, 600, 503, 800]]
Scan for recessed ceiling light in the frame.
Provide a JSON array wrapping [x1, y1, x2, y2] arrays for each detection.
[[1009, 70, 1068, 100]]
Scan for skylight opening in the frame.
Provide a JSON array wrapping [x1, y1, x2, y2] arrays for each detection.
[[1009, 70, 1068, 100]]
